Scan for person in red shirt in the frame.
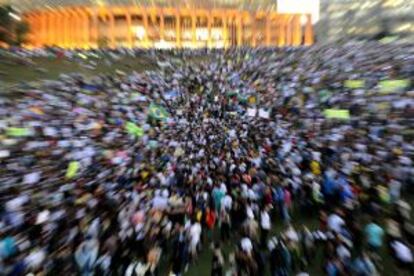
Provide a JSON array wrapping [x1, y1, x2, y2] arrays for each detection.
[[206, 207, 217, 240]]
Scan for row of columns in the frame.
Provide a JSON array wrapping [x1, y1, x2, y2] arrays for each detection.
[[24, 7, 314, 49]]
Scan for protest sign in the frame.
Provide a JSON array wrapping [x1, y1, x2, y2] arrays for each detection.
[[6, 127, 31, 137], [66, 161, 79, 179], [259, 109, 270, 119], [379, 80, 410, 94], [247, 108, 257, 117], [323, 109, 350, 120], [344, 80, 365, 89]]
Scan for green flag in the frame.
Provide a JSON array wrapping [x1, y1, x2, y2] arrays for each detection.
[[66, 161, 79, 179], [149, 103, 169, 120], [379, 80, 410, 94], [125, 122, 144, 137], [6, 127, 30, 137], [344, 80, 365, 89], [324, 109, 350, 120]]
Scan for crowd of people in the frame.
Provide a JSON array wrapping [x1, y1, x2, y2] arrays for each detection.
[[0, 43, 414, 276]]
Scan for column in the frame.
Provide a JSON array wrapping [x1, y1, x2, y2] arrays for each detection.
[[236, 13, 242, 47], [286, 16, 292, 46], [126, 11, 133, 48], [83, 11, 90, 48], [278, 16, 286, 46], [24, 15, 33, 47], [175, 11, 181, 48], [265, 15, 271, 47], [207, 13, 212, 48], [160, 10, 165, 41], [47, 12, 53, 46], [143, 9, 149, 47], [68, 12, 75, 48], [89, 9, 98, 48], [36, 14, 42, 47], [222, 15, 227, 48], [304, 14, 313, 45], [73, 11, 80, 48], [52, 12, 58, 46], [292, 15, 301, 46], [40, 12, 47, 46], [67, 11, 73, 48], [52, 12, 60, 47], [251, 13, 256, 47], [61, 11, 67, 47], [191, 14, 196, 46], [109, 11, 115, 48]]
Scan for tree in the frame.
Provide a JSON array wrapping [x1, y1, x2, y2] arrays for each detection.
[[14, 21, 30, 46], [0, 5, 30, 47], [0, 5, 13, 44]]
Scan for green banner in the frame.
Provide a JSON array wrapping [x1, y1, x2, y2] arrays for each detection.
[[379, 80, 410, 94], [66, 161, 80, 179], [125, 122, 144, 137], [324, 109, 350, 120], [6, 127, 30, 137], [344, 80, 365, 89]]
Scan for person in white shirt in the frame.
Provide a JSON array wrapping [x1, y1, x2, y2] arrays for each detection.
[[241, 237, 253, 256], [260, 207, 271, 248], [221, 194, 232, 212], [328, 211, 345, 234], [391, 240, 413, 268], [152, 190, 169, 210], [189, 220, 202, 260]]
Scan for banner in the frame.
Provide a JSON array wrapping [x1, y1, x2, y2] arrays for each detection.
[[125, 122, 144, 137], [259, 109, 270, 119], [164, 90, 179, 100], [148, 103, 169, 120], [344, 80, 365, 89], [6, 127, 31, 137], [324, 109, 350, 120], [66, 161, 79, 179], [247, 108, 257, 117], [379, 80, 410, 94]]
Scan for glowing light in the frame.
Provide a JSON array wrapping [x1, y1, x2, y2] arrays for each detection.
[[300, 15, 307, 26], [133, 26, 146, 40], [196, 28, 209, 40], [9, 12, 21, 21], [277, 0, 320, 23], [78, 53, 88, 60], [154, 40, 173, 49]]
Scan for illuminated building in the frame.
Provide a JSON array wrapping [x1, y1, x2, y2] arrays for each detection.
[[0, 1, 314, 48], [317, 0, 414, 42]]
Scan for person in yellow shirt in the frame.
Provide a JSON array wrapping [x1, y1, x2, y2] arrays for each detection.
[[310, 160, 321, 176]]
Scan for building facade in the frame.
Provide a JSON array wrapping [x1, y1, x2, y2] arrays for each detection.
[[317, 0, 414, 42], [19, 4, 313, 49]]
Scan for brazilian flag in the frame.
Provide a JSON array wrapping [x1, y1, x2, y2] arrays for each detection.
[[148, 103, 169, 120]]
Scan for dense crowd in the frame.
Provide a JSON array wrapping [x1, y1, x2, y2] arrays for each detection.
[[1, 43, 414, 276]]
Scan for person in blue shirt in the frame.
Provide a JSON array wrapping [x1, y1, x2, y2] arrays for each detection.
[[364, 219, 385, 251]]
